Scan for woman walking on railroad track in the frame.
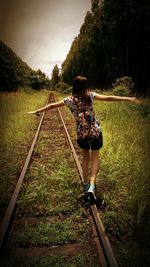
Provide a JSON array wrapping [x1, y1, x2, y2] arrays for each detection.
[[27, 76, 140, 202]]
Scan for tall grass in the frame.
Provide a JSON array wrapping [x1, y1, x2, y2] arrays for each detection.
[[94, 98, 150, 266], [0, 90, 149, 266], [57, 92, 150, 266], [0, 89, 48, 212], [94, 100, 150, 221]]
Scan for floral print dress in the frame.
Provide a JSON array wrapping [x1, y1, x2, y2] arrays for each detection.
[[63, 92, 101, 139]]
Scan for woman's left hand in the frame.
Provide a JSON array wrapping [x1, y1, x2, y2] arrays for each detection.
[[130, 97, 142, 104]]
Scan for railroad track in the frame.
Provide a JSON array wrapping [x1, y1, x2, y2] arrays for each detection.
[[0, 92, 118, 267]]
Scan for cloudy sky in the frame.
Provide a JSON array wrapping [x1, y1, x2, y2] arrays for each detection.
[[0, 0, 91, 77]]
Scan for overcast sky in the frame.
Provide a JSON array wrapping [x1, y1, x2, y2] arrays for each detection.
[[0, 0, 91, 77]]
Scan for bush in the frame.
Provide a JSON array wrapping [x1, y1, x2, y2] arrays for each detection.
[[112, 85, 132, 96], [63, 86, 72, 94], [112, 76, 134, 96], [54, 82, 71, 94]]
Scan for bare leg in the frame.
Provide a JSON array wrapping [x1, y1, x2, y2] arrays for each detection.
[[87, 149, 100, 200], [82, 149, 90, 183], [90, 150, 99, 185]]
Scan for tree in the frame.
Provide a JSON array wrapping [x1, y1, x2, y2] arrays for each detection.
[[51, 64, 60, 88], [61, 0, 150, 94], [0, 41, 50, 91]]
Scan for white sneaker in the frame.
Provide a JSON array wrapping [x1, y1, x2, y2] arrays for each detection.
[[87, 184, 96, 202]]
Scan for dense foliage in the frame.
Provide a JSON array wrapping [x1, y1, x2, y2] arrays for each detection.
[[0, 41, 50, 91], [51, 64, 60, 89], [61, 0, 150, 95]]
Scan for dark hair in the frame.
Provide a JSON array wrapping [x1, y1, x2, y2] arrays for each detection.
[[72, 76, 88, 96]]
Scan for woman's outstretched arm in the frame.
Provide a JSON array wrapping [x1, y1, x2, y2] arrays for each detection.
[[94, 93, 141, 104], [27, 100, 64, 115]]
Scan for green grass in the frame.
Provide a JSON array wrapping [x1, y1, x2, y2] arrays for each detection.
[[1, 90, 149, 266], [95, 99, 150, 266], [94, 100, 150, 217], [0, 90, 100, 266], [11, 213, 90, 247], [0, 89, 48, 212], [0, 254, 100, 267], [57, 92, 150, 266], [17, 151, 82, 216]]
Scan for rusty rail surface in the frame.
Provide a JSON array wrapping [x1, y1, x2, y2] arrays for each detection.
[[0, 94, 52, 253]]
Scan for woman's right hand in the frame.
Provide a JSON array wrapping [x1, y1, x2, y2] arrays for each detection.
[[26, 111, 36, 115]]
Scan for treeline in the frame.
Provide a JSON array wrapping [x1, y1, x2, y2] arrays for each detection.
[[0, 41, 50, 92], [61, 0, 150, 95]]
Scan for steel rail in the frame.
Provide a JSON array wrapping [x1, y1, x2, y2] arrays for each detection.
[[57, 104, 118, 267], [0, 93, 52, 253]]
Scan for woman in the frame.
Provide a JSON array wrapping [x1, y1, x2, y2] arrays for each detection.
[[27, 76, 140, 201]]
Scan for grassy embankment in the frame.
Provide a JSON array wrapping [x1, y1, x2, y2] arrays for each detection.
[[57, 91, 150, 267], [94, 97, 150, 266], [0, 89, 150, 266], [0, 89, 48, 213]]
